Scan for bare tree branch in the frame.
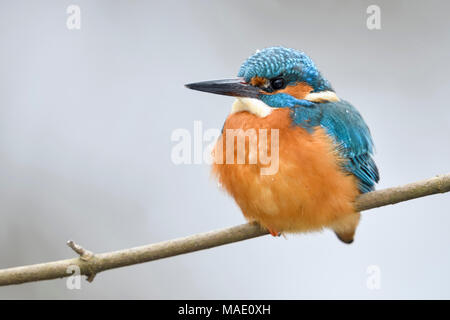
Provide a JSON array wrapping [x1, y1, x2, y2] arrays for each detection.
[[0, 173, 449, 287]]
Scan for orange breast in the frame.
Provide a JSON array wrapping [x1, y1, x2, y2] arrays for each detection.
[[212, 108, 360, 233]]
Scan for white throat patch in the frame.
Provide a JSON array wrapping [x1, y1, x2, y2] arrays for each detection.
[[230, 91, 340, 118], [231, 98, 274, 118], [305, 91, 340, 103]]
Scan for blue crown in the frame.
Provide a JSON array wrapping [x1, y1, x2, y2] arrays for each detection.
[[238, 46, 332, 92]]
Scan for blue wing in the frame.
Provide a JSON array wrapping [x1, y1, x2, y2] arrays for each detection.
[[291, 100, 379, 193]]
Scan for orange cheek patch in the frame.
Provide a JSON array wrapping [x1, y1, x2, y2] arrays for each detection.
[[273, 82, 313, 100], [249, 78, 313, 100], [250, 76, 267, 87]]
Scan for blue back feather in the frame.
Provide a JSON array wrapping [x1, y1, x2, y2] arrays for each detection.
[[291, 100, 379, 193]]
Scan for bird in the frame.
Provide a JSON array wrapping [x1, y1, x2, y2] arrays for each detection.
[[185, 46, 379, 244]]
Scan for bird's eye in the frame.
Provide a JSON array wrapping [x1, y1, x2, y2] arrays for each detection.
[[270, 77, 285, 90]]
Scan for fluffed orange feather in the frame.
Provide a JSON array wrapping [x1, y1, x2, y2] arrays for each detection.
[[212, 108, 360, 238]]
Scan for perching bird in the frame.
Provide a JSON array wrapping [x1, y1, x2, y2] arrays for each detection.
[[185, 47, 379, 243]]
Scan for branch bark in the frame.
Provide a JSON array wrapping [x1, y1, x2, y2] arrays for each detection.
[[0, 173, 449, 287]]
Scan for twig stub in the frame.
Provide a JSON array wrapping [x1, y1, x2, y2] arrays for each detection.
[[66, 240, 94, 261]]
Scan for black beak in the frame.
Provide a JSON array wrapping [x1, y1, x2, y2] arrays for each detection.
[[185, 78, 260, 98]]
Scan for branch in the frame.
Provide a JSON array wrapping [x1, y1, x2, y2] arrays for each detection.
[[0, 173, 449, 287]]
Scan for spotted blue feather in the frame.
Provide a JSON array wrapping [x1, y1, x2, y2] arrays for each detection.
[[238, 47, 332, 92]]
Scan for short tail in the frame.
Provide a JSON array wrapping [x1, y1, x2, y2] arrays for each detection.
[[331, 212, 360, 244]]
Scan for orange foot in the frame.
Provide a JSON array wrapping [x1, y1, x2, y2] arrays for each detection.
[[268, 228, 281, 237]]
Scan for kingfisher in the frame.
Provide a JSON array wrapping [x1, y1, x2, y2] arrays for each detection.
[[185, 47, 379, 243]]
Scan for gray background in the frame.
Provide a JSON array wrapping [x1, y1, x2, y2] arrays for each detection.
[[0, 0, 449, 299]]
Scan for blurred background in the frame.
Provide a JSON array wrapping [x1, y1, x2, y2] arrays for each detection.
[[0, 0, 449, 299]]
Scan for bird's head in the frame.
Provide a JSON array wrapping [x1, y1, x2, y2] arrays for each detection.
[[186, 47, 335, 114]]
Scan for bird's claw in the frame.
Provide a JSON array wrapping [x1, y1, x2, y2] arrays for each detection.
[[268, 229, 281, 237]]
